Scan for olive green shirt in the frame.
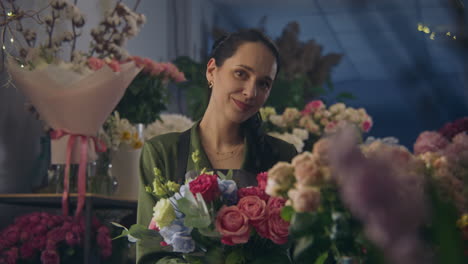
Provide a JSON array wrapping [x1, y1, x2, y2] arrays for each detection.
[[136, 122, 297, 264]]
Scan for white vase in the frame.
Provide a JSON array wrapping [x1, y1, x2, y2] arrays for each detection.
[[111, 147, 142, 200]]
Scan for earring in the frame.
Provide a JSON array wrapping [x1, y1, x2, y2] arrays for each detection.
[[208, 81, 214, 89]]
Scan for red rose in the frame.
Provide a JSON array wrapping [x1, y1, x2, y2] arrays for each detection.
[[20, 242, 35, 260], [238, 196, 267, 224], [65, 231, 81, 246], [189, 174, 220, 202], [40, 250, 60, 264], [4, 227, 20, 246], [3, 247, 19, 264], [215, 206, 251, 245], [268, 207, 289, 245], [238, 187, 269, 201], [267, 197, 287, 209], [32, 236, 46, 250], [256, 172, 268, 190]]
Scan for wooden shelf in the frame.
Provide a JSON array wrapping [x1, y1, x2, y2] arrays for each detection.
[[0, 193, 137, 210]]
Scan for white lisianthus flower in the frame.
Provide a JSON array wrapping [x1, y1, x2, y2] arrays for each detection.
[[269, 114, 287, 128], [292, 128, 309, 141], [144, 114, 193, 140]]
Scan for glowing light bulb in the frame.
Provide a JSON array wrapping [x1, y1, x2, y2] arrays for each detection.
[[10, 38, 14, 43], [423, 27, 430, 34], [453, 36, 457, 40], [20, 65, 24, 68], [446, 32, 451, 36], [2, 45, 5, 50], [7, 12, 13, 17], [430, 32, 435, 40]]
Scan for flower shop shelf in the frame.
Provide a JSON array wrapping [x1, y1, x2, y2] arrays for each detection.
[[0, 193, 137, 209], [0, 193, 137, 264]]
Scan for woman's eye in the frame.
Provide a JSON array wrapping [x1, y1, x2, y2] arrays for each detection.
[[259, 81, 271, 90], [234, 70, 246, 78]]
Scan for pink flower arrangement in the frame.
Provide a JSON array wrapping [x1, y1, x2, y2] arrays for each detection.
[[0, 212, 112, 263], [130, 56, 186, 82], [215, 173, 290, 246]]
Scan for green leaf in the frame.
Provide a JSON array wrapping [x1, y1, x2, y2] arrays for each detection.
[[128, 224, 160, 240], [290, 212, 320, 237], [314, 252, 329, 264], [112, 229, 130, 240], [293, 235, 315, 260], [225, 248, 246, 264], [280, 206, 294, 222]]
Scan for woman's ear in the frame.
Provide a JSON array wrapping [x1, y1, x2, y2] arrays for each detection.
[[206, 58, 216, 82]]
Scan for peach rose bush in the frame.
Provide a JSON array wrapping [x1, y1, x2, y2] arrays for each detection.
[[113, 166, 292, 263]]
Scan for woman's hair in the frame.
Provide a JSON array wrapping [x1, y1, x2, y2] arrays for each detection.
[[209, 29, 281, 78], [209, 29, 280, 172]]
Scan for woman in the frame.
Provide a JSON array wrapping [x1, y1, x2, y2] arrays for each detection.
[[137, 29, 297, 263]]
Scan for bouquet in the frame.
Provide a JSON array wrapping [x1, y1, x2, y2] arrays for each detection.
[[114, 152, 292, 263], [3, 0, 145, 216], [101, 111, 144, 152], [261, 100, 372, 152], [0, 212, 112, 264]]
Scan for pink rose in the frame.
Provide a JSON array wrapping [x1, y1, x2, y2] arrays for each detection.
[[312, 138, 332, 166], [189, 174, 220, 202], [46, 227, 65, 245], [173, 71, 186, 82], [87, 57, 105, 71], [20, 242, 35, 260], [254, 218, 270, 239], [288, 186, 321, 213], [131, 56, 145, 68], [107, 60, 121, 72], [267, 197, 287, 209], [256, 172, 268, 190], [238, 187, 269, 201], [267, 208, 290, 244], [302, 100, 325, 115], [238, 196, 267, 224], [292, 152, 322, 186], [414, 131, 449, 155], [215, 206, 251, 245], [40, 250, 60, 264], [148, 218, 160, 231]]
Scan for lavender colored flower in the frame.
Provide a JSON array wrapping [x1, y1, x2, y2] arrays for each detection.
[[217, 179, 238, 205], [328, 126, 431, 264], [171, 233, 196, 253], [159, 219, 192, 245]]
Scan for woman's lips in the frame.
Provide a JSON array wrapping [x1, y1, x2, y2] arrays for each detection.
[[232, 98, 252, 111]]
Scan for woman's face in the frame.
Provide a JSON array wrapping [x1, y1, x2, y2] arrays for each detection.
[[206, 42, 277, 124]]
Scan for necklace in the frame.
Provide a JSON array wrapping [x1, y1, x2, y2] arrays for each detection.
[[204, 143, 244, 161]]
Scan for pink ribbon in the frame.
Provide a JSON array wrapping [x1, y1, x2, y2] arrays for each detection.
[[50, 130, 107, 217]]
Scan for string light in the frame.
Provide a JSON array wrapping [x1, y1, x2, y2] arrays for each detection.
[[7, 11, 13, 17], [20, 64, 24, 68], [417, 23, 457, 41], [10, 38, 14, 43], [2, 45, 5, 50]]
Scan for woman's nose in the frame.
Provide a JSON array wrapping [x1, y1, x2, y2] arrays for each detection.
[[242, 81, 257, 99]]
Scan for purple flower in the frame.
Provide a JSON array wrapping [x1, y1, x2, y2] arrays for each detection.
[[159, 219, 194, 253], [218, 179, 238, 205]]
